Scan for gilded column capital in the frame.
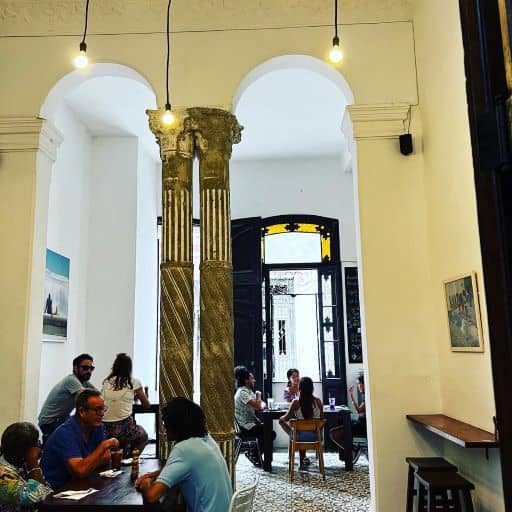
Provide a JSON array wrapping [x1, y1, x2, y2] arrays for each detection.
[[146, 109, 197, 161], [187, 107, 243, 160]]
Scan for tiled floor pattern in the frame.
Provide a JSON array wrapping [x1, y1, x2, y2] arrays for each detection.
[[235, 451, 371, 512]]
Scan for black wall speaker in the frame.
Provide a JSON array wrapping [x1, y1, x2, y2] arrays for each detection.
[[399, 133, 413, 155]]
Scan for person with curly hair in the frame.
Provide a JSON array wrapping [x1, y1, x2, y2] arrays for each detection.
[[0, 422, 52, 511]]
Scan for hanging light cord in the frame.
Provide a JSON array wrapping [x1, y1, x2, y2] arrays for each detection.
[[81, 0, 90, 47], [334, 0, 338, 40], [165, 0, 172, 110]]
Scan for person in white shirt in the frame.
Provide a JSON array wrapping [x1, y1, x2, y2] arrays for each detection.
[[234, 366, 275, 466], [101, 353, 151, 456]]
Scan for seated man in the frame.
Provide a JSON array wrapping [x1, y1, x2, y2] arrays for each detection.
[[234, 366, 275, 466], [40, 389, 119, 489], [38, 353, 97, 444], [135, 397, 232, 512]]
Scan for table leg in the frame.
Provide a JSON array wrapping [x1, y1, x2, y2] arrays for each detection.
[[343, 412, 353, 471], [262, 415, 273, 472]]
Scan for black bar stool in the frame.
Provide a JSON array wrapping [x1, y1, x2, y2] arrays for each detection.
[[406, 457, 458, 512], [414, 470, 475, 511]]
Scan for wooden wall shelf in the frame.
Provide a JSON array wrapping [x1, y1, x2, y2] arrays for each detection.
[[407, 414, 499, 448]]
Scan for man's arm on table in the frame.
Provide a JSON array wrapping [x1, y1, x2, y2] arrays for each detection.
[[66, 438, 119, 478]]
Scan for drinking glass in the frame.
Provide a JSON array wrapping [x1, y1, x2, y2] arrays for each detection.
[[329, 396, 336, 410], [111, 449, 123, 470]]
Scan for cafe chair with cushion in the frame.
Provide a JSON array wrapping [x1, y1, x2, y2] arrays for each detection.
[[229, 476, 259, 512], [288, 418, 326, 482], [234, 418, 262, 466]]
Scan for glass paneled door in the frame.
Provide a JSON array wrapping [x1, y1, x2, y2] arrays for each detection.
[[263, 264, 346, 404]]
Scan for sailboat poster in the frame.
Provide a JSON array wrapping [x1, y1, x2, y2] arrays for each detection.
[[43, 249, 70, 341]]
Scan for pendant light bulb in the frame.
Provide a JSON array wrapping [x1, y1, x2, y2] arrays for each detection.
[[74, 42, 89, 69], [329, 36, 343, 64], [162, 103, 175, 126]]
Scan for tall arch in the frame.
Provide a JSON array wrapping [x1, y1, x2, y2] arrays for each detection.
[[40, 63, 156, 121]]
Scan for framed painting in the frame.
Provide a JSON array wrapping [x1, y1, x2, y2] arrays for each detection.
[[443, 271, 484, 352], [42, 249, 70, 342]]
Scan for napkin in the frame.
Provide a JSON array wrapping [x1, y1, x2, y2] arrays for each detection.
[[53, 488, 98, 500], [99, 469, 123, 478]]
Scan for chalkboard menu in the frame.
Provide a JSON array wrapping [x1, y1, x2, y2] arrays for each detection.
[[345, 266, 363, 363]]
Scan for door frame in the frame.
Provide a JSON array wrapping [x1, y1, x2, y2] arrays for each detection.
[[459, 1, 512, 508]]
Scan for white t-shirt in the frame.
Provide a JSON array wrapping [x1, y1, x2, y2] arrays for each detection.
[[101, 377, 142, 422]]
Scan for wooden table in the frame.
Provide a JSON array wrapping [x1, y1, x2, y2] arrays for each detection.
[[133, 403, 160, 451], [257, 405, 354, 472], [39, 459, 183, 511], [407, 414, 499, 456]]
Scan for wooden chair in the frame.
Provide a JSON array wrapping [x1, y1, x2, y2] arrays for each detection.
[[288, 418, 326, 481], [229, 476, 259, 512]]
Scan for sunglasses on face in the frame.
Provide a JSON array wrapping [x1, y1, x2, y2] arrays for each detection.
[[79, 365, 95, 371]]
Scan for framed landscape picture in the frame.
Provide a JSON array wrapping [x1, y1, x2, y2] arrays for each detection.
[[42, 249, 70, 342], [443, 272, 484, 352]]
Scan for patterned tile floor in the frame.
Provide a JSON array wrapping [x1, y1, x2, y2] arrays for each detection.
[[235, 451, 371, 512]]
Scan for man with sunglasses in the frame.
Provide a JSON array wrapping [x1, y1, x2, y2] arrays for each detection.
[[40, 389, 119, 489], [38, 353, 97, 444]]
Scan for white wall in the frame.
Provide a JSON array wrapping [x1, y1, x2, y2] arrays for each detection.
[[85, 137, 138, 387], [39, 103, 92, 411], [39, 124, 159, 418], [133, 147, 159, 395], [230, 156, 357, 263]]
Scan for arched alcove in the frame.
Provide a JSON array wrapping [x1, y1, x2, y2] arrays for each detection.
[[36, 64, 161, 436], [228, 54, 371, 497], [40, 63, 155, 120]]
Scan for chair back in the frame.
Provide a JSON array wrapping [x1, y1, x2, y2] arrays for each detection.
[[290, 418, 326, 441], [288, 418, 326, 481], [229, 476, 259, 512]]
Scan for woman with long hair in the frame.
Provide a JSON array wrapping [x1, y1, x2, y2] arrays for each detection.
[[279, 377, 323, 469], [0, 422, 52, 511], [101, 353, 150, 455], [283, 368, 300, 402]]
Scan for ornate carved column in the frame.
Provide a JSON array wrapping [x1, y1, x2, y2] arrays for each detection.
[[147, 110, 195, 458], [189, 108, 242, 481]]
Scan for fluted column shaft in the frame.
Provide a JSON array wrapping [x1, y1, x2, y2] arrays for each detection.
[[189, 108, 242, 483], [147, 110, 195, 458]]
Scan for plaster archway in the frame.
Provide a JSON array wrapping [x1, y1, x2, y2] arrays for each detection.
[[230, 54, 373, 505], [40, 63, 156, 121], [232, 54, 356, 166], [27, 63, 160, 427]]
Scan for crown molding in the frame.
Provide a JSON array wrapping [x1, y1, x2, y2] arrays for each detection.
[[347, 103, 411, 140], [0, 0, 412, 37], [0, 116, 63, 161]]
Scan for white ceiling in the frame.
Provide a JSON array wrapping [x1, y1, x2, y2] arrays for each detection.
[[64, 76, 160, 161], [64, 68, 349, 163], [232, 68, 348, 161]]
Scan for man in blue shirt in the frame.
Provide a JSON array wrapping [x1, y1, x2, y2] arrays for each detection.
[[136, 397, 232, 512], [38, 353, 97, 443], [40, 389, 119, 489]]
